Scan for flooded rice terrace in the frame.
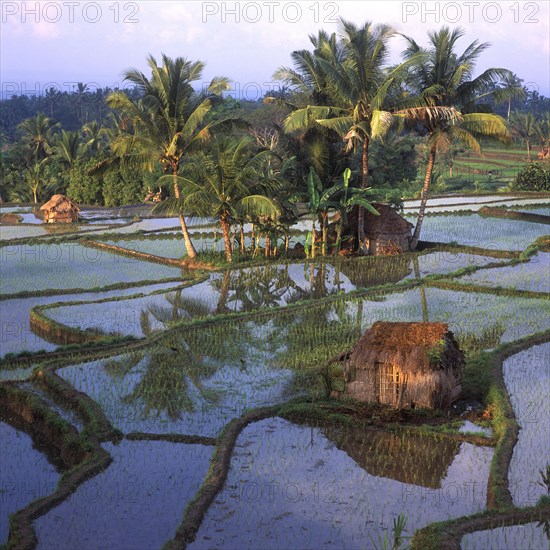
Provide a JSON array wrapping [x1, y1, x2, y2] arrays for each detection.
[[0, 203, 549, 549]]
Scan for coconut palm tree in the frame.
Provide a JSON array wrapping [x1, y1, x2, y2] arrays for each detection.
[[17, 113, 58, 163], [281, 20, 420, 253], [53, 130, 83, 172], [272, 30, 348, 207], [401, 27, 511, 249], [106, 54, 230, 258], [164, 135, 281, 262], [82, 121, 108, 155], [495, 72, 526, 120], [21, 158, 55, 204], [509, 110, 538, 161]]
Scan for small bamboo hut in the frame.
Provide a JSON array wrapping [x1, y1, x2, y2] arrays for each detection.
[[342, 321, 463, 409], [329, 204, 413, 255], [40, 195, 79, 224]]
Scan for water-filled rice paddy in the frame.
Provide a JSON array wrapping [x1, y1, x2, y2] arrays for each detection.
[[403, 214, 548, 250], [0, 243, 184, 294], [503, 343, 550, 507], [461, 523, 549, 549], [0, 422, 60, 545], [516, 206, 550, 216], [57, 344, 298, 436], [44, 284, 550, 347], [0, 206, 548, 549], [0, 225, 51, 240], [33, 440, 212, 550], [189, 417, 493, 549], [457, 252, 550, 293], [0, 281, 181, 357]]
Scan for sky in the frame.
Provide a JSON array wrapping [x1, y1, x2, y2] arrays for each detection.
[[1, 0, 549, 99]]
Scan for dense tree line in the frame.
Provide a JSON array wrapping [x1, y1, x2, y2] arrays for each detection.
[[1, 21, 549, 260]]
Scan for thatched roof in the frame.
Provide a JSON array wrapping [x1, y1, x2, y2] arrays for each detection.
[[40, 194, 80, 213], [363, 204, 413, 235], [347, 321, 463, 374], [341, 204, 412, 237]]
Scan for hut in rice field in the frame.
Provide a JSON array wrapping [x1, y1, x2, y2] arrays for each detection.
[[341, 321, 463, 409], [40, 195, 80, 223], [329, 204, 413, 255]]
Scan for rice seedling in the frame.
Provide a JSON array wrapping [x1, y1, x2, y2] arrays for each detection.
[[0, 282, 180, 358], [33, 440, 213, 550], [503, 343, 550, 507], [0, 243, 183, 294], [189, 417, 493, 550], [457, 253, 550, 293], [403, 214, 549, 251], [0, 422, 60, 545], [461, 522, 549, 549]]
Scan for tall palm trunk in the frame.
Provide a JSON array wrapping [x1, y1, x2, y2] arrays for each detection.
[[357, 138, 369, 254], [216, 271, 230, 313], [240, 225, 245, 255], [411, 144, 437, 250], [310, 222, 317, 259], [412, 256, 429, 321], [172, 172, 197, 259], [526, 139, 531, 161], [320, 212, 328, 256], [220, 214, 232, 262]]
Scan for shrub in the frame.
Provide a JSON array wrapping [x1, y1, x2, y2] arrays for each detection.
[[514, 163, 550, 191]]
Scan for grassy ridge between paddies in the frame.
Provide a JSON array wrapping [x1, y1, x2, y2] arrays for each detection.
[[410, 331, 550, 550], [0, 384, 113, 550]]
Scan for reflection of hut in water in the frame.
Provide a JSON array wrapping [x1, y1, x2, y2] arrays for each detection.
[[333, 204, 413, 255], [322, 426, 460, 488], [337, 255, 412, 288], [340, 322, 464, 409], [40, 194, 79, 223]]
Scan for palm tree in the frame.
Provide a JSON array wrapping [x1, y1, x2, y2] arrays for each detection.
[[22, 158, 54, 204], [53, 130, 83, 172], [509, 111, 538, 161], [401, 27, 511, 249], [82, 121, 107, 155], [272, 30, 348, 212], [44, 87, 59, 118], [282, 20, 417, 253], [74, 82, 89, 123], [165, 136, 281, 262], [106, 54, 230, 258], [17, 113, 58, 163], [495, 72, 526, 120]]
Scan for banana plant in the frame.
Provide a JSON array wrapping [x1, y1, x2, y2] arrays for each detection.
[[332, 168, 379, 253], [303, 167, 379, 257], [303, 168, 337, 258]]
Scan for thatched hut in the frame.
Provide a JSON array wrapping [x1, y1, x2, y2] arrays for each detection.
[[342, 321, 463, 409], [333, 204, 413, 255], [40, 195, 79, 223]]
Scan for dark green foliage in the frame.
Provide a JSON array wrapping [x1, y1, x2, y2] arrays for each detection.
[[367, 134, 419, 188], [102, 165, 154, 207], [66, 158, 103, 204], [514, 163, 550, 191]]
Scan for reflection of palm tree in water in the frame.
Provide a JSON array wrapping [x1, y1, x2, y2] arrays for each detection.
[[104, 320, 252, 420], [412, 256, 429, 322]]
